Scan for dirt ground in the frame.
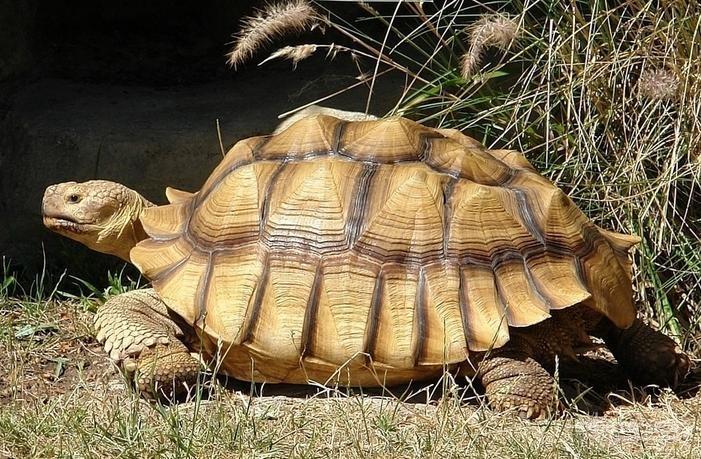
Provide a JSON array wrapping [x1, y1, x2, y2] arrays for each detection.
[[1, 298, 700, 458]]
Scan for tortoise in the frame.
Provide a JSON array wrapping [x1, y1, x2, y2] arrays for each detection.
[[42, 111, 690, 418]]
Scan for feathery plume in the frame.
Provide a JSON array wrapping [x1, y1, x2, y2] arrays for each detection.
[[460, 14, 519, 78], [460, 52, 481, 80], [259, 44, 318, 68], [227, 0, 319, 69], [637, 69, 679, 101]]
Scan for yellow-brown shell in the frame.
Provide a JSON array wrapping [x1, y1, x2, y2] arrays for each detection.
[[131, 115, 639, 383]]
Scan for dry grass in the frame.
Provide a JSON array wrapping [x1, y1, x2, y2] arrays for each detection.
[[1, 295, 700, 458], [232, 0, 701, 356], [259, 44, 319, 68]]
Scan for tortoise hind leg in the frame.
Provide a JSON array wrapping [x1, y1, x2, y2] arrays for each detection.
[[465, 334, 558, 419], [594, 318, 690, 388], [465, 311, 594, 419], [94, 288, 203, 400], [476, 348, 557, 419]]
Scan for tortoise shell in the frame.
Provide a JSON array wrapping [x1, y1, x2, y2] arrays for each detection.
[[130, 115, 640, 384]]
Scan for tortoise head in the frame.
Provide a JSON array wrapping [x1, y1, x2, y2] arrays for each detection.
[[42, 180, 152, 262]]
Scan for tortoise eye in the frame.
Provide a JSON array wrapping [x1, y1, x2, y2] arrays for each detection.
[[68, 194, 81, 203]]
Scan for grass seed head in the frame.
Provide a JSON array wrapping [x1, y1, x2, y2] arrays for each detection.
[[460, 49, 482, 79], [461, 14, 520, 78], [637, 69, 679, 101], [227, 0, 319, 69], [261, 44, 319, 68]]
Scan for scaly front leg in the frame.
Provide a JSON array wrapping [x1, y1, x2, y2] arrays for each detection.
[[94, 288, 203, 400]]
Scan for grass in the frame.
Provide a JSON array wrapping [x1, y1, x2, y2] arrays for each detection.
[[0, 297, 699, 458], [3, 1, 701, 456], [1, 272, 700, 458], [234, 0, 701, 352]]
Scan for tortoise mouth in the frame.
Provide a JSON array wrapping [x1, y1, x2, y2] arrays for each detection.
[[42, 214, 92, 234]]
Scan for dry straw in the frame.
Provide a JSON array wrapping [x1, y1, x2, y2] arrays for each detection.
[[461, 14, 520, 78], [226, 0, 319, 68]]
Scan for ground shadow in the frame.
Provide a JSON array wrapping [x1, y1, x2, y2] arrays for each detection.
[[196, 350, 700, 417]]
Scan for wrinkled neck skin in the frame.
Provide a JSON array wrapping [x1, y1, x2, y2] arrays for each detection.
[[95, 196, 153, 262]]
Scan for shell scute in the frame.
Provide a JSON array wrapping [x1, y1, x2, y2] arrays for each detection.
[[256, 114, 340, 160], [338, 117, 435, 162], [189, 163, 268, 248], [371, 265, 421, 368], [421, 263, 468, 364], [199, 137, 261, 197], [426, 136, 512, 184], [204, 247, 266, 344], [263, 158, 362, 253], [313, 255, 380, 364], [244, 254, 319, 364], [447, 181, 534, 262], [152, 248, 209, 325], [354, 164, 446, 263], [460, 264, 510, 351]]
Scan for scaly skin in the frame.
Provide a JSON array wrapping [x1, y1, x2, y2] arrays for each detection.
[[470, 307, 690, 419], [132, 341, 202, 400], [42, 181, 205, 400], [94, 289, 202, 400], [94, 289, 179, 361], [42, 180, 151, 261], [477, 344, 558, 419], [594, 318, 690, 388], [468, 310, 590, 419]]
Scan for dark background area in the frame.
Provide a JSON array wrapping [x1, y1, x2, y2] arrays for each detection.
[[1, 0, 247, 84], [0, 0, 402, 290]]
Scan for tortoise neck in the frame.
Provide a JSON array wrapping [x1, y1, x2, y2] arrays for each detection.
[[106, 195, 155, 262]]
